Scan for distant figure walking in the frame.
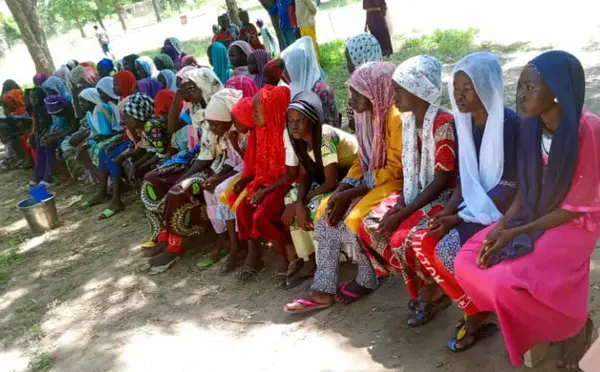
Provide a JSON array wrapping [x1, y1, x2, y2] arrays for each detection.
[[363, 0, 393, 56], [94, 25, 111, 57]]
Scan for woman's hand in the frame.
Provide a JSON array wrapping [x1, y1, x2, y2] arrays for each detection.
[[326, 192, 350, 227], [233, 176, 252, 194], [376, 209, 404, 237], [428, 213, 461, 239], [477, 228, 516, 268], [295, 203, 313, 231], [251, 188, 269, 206], [281, 205, 296, 228]]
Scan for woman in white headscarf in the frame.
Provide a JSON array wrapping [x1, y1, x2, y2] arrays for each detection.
[[357, 55, 458, 313], [282, 36, 340, 127], [140, 67, 225, 274], [196, 88, 245, 269]]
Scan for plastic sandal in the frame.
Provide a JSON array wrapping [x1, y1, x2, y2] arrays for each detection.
[[237, 264, 266, 282], [196, 251, 229, 270], [283, 297, 332, 314], [99, 208, 117, 220], [407, 295, 452, 327], [448, 322, 499, 353], [148, 256, 180, 275], [335, 281, 373, 304]]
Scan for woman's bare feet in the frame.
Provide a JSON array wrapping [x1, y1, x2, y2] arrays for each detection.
[[284, 291, 333, 312]]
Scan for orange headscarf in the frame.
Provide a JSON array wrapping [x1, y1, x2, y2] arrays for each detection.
[[114, 70, 137, 98], [2, 89, 26, 115], [246, 85, 290, 195], [232, 97, 256, 179]]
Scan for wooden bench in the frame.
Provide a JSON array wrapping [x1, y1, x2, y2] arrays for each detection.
[[524, 342, 549, 368]]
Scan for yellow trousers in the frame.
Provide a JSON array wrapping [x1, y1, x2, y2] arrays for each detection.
[[300, 26, 320, 62]]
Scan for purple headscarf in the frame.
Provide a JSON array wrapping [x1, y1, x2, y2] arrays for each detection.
[[44, 94, 71, 114], [135, 78, 163, 100], [248, 49, 270, 88], [162, 45, 181, 70], [33, 72, 49, 87]]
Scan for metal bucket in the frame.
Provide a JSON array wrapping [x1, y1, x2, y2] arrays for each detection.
[[16, 195, 59, 233]]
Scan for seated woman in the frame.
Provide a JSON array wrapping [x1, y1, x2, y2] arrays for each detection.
[[118, 92, 169, 184], [453, 51, 600, 368], [29, 87, 53, 185], [153, 54, 175, 72], [358, 55, 456, 305], [198, 88, 244, 269], [208, 42, 232, 85], [263, 59, 286, 87], [282, 37, 339, 127], [140, 68, 225, 273], [344, 33, 383, 132], [157, 70, 177, 92], [135, 56, 159, 80], [113, 70, 137, 99], [224, 75, 259, 98], [77, 87, 124, 208], [248, 50, 270, 88], [228, 40, 254, 79], [37, 95, 77, 184], [284, 62, 402, 313], [0, 88, 33, 169], [181, 55, 199, 69], [97, 58, 114, 78], [135, 78, 163, 100], [163, 37, 184, 69], [234, 85, 296, 281], [282, 91, 359, 289], [218, 97, 255, 272], [391, 52, 519, 328]]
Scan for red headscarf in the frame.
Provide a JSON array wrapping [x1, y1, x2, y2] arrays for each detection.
[[154, 89, 183, 117], [114, 70, 137, 98], [246, 85, 290, 195], [232, 97, 256, 179], [225, 75, 259, 98], [263, 58, 285, 85], [2, 89, 26, 115]]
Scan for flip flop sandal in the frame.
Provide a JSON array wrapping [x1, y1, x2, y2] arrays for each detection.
[[335, 281, 373, 304], [196, 251, 229, 270], [408, 296, 422, 310], [283, 297, 333, 314], [447, 322, 499, 353], [99, 208, 120, 220], [407, 295, 452, 327], [148, 256, 180, 275], [220, 258, 246, 275], [281, 271, 314, 289], [237, 265, 266, 282], [141, 240, 156, 249]]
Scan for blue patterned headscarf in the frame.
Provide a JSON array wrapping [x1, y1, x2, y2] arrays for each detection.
[[497, 50, 584, 264], [42, 76, 69, 98], [210, 42, 231, 84]]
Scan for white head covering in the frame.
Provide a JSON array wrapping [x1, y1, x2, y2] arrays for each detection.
[[95, 77, 121, 131], [79, 87, 115, 134], [393, 55, 443, 204], [181, 67, 224, 126], [205, 88, 243, 122], [281, 36, 322, 98], [135, 56, 159, 79], [450, 52, 505, 224]]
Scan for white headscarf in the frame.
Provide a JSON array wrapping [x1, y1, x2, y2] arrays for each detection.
[[393, 55, 443, 204], [95, 77, 121, 132], [450, 52, 504, 224], [205, 88, 243, 122], [79, 87, 113, 134], [282, 36, 322, 98], [181, 67, 224, 126]]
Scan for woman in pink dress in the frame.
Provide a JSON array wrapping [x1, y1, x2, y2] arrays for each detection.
[[454, 50, 600, 368]]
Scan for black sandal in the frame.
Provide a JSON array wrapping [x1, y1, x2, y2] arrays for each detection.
[[407, 295, 452, 327], [447, 321, 499, 352]]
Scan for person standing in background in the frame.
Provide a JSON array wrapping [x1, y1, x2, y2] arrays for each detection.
[[276, 0, 298, 49], [94, 25, 111, 57], [363, 0, 393, 56], [295, 0, 320, 62], [259, 0, 284, 52]]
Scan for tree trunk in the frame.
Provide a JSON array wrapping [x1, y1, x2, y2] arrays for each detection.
[[94, 10, 106, 30], [151, 0, 162, 23], [116, 6, 128, 32], [225, 0, 241, 26], [74, 17, 86, 38], [5, 0, 55, 73]]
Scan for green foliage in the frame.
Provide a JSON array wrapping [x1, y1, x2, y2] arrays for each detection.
[[392, 28, 479, 63], [0, 13, 20, 50], [320, 40, 348, 110], [27, 351, 53, 372], [0, 244, 23, 285]]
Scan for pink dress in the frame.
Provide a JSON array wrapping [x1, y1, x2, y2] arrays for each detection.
[[455, 111, 600, 366]]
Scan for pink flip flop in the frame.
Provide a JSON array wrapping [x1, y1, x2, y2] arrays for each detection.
[[284, 297, 332, 314]]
